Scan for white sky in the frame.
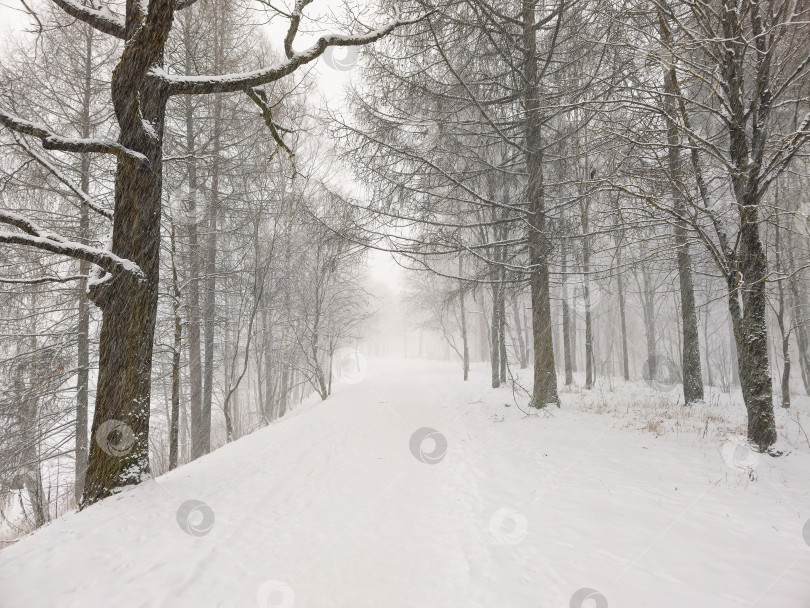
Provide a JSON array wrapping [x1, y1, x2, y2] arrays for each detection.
[[0, 1, 28, 40]]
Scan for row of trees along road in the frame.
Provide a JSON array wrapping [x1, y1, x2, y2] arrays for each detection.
[[338, 0, 809, 450]]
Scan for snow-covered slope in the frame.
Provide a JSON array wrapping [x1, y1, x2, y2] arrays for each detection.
[[1, 359, 809, 608]]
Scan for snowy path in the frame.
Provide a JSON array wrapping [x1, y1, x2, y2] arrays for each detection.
[[1, 359, 809, 607]]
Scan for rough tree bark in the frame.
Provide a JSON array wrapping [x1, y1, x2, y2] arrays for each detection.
[[82, 1, 176, 504], [523, 0, 559, 407]]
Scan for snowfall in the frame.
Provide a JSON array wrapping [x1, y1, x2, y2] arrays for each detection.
[[1, 358, 809, 608]]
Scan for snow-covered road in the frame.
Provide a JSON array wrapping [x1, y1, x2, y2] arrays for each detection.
[[1, 359, 809, 607]]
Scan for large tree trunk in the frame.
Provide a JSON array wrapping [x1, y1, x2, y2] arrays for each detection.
[[720, 1, 776, 450], [82, 3, 175, 502], [83, 93, 167, 505], [523, 0, 558, 408], [727, 270, 776, 448], [729, 219, 777, 448]]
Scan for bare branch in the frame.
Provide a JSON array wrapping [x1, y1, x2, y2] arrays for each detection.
[[0, 108, 148, 166], [0, 211, 143, 279], [47, 0, 126, 39], [245, 87, 296, 169], [11, 133, 113, 220], [0, 275, 86, 285], [283, 0, 314, 58], [158, 15, 428, 96]]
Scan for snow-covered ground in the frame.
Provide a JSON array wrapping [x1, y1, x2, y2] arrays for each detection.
[[1, 358, 809, 608]]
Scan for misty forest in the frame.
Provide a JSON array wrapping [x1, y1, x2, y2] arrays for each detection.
[[0, 0, 809, 606]]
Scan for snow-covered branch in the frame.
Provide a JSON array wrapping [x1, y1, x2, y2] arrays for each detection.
[[158, 16, 421, 96], [283, 0, 315, 59], [0, 211, 143, 280], [11, 133, 113, 220], [109, 0, 176, 142], [245, 88, 295, 165], [0, 274, 86, 285], [0, 108, 148, 167], [47, 0, 126, 39]]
